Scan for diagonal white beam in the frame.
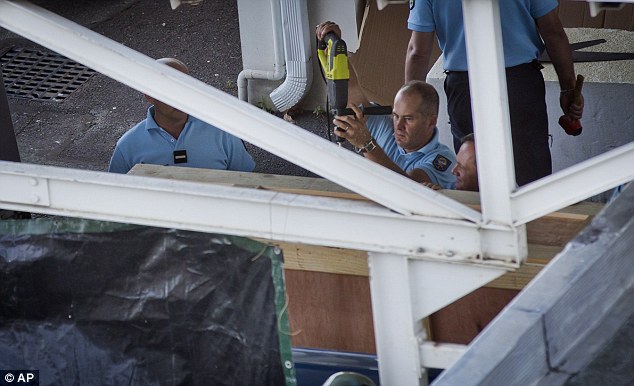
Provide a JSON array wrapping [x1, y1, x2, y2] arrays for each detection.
[[0, 0, 480, 222], [0, 162, 521, 264], [462, 0, 516, 226], [511, 142, 634, 225]]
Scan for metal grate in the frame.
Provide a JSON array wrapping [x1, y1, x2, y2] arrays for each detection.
[[0, 47, 95, 102]]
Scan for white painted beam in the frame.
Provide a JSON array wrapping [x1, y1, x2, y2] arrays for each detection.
[[0, 162, 522, 263], [512, 142, 634, 225], [462, 0, 516, 226], [420, 342, 467, 370], [369, 252, 426, 386], [0, 0, 480, 222], [409, 260, 508, 319]]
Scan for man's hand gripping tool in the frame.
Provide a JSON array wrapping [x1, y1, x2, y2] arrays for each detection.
[[317, 32, 392, 145]]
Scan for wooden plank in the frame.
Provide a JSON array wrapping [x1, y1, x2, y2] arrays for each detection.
[[130, 164, 602, 216], [526, 213, 591, 247], [266, 238, 549, 291], [129, 164, 363, 200], [259, 239, 368, 276], [486, 263, 545, 290]]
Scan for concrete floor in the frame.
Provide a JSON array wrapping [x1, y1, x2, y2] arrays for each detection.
[[0, 0, 325, 177]]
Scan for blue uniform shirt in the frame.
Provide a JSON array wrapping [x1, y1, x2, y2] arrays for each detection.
[[408, 0, 557, 71], [109, 106, 255, 174], [367, 115, 456, 188]]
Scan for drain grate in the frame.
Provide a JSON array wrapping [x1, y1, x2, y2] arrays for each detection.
[[0, 47, 95, 102]]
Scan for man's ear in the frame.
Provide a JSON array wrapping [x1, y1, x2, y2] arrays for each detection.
[[428, 113, 438, 129]]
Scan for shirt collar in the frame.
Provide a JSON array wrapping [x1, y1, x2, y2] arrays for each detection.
[[145, 106, 160, 131]]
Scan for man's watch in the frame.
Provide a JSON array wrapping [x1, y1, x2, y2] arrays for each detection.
[[356, 138, 377, 154]]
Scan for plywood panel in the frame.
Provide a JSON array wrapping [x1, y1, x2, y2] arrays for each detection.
[[285, 270, 377, 354], [429, 287, 520, 345], [284, 270, 524, 352]]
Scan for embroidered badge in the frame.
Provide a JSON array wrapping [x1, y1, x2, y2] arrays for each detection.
[[409, 0, 415, 10], [432, 154, 451, 172]]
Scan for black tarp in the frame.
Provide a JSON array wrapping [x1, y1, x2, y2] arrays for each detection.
[[0, 218, 295, 386]]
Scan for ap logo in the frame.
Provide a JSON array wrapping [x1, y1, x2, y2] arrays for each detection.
[[0, 371, 38, 385]]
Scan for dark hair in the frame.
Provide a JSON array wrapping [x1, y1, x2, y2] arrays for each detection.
[[398, 80, 439, 117], [461, 133, 475, 145]]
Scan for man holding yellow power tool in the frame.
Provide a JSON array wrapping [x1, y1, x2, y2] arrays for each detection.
[[316, 21, 456, 189]]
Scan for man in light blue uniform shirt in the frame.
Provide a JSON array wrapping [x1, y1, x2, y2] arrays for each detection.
[[316, 21, 455, 188], [108, 58, 255, 174], [333, 79, 456, 189], [362, 112, 455, 188], [405, 0, 584, 186]]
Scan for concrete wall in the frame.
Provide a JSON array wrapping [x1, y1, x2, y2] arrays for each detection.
[[427, 28, 633, 201]]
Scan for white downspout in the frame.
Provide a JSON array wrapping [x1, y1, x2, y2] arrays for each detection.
[[269, 0, 312, 112], [237, 0, 312, 112], [237, 0, 285, 105]]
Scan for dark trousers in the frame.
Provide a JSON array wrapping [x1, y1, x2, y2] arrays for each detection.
[[0, 71, 21, 162], [444, 61, 552, 186]]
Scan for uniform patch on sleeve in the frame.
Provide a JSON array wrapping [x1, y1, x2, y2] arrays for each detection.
[[409, 0, 415, 10], [432, 154, 451, 172]]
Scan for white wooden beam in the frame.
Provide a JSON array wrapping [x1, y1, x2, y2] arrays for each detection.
[[462, 0, 516, 227], [512, 142, 634, 225], [0, 162, 523, 264], [420, 342, 467, 370]]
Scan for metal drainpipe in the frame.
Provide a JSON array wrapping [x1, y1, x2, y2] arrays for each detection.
[[237, 0, 285, 105], [237, 0, 312, 112], [269, 0, 312, 112]]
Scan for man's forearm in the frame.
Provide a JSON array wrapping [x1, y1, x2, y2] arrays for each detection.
[[537, 10, 576, 91], [365, 146, 410, 178], [405, 31, 435, 82], [365, 147, 432, 184]]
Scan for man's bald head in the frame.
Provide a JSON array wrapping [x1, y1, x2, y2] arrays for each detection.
[[157, 57, 189, 74]]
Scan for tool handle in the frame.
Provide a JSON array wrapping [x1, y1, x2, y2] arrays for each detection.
[[573, 74, 584, 105]]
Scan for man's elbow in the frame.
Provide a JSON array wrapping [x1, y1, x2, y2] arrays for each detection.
[[406, 43, 425, 64]]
